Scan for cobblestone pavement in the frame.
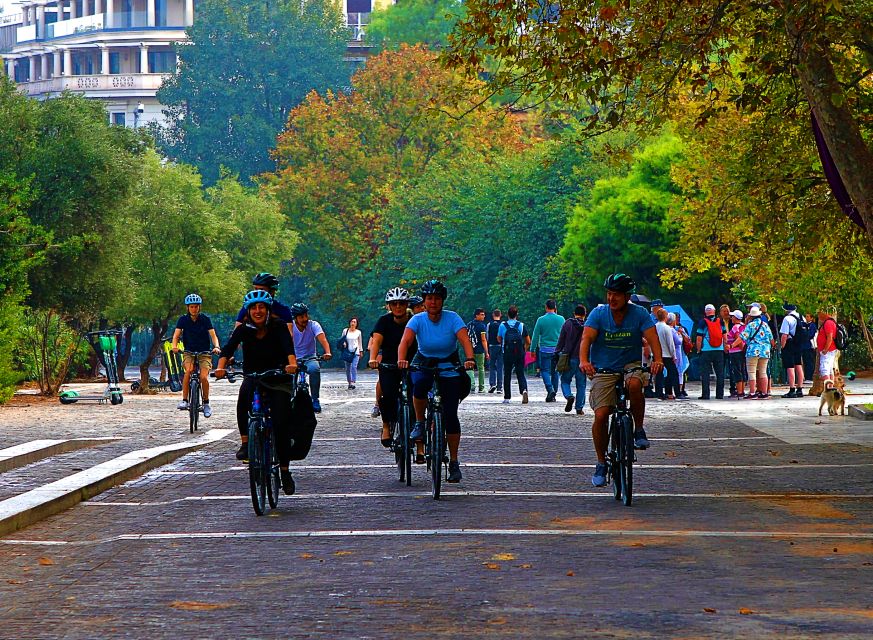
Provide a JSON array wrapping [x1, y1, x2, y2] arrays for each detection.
[[1, 371, 872, 638]]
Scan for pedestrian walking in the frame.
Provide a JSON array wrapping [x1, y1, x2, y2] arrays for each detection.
[[487, 309, 503, 393], [340, 317, 363, 390], [528, 299, 565, 402], [696, 303, 726, 399], [466, 308, 489, 393], [555, 304, 587, 414], [499, 305, 531, 404]]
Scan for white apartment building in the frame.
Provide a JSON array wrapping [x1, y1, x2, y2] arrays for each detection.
[[0, 0, 389, 127]]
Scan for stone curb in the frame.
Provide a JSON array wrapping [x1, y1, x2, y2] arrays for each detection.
[[0, 438, 121, 473], [0, 429, 233, 538]]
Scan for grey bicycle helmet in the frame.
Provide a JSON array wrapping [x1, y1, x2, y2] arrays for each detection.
[[420, 279, 448, 299], [290, 302, 309, 317], [603, 273, 636, 294], [252, 272, 280, 290], [184, 293, 203, 305], [243, 289, 273, 309], [385, 287, 410, 303]]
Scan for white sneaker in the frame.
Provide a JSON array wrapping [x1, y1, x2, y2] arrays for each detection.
[[502, 399, 511, 404], [177, 400, 189, 410], [202, 404, 212, 418]]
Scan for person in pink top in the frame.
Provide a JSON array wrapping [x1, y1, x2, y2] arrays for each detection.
[[726, 310, 748, 399]]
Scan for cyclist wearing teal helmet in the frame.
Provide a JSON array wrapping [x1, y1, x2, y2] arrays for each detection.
[[579, 274, 664, 488], [171, 293, 221, 418]]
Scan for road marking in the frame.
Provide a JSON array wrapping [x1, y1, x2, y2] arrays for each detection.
[[81, 491, 873, 506], [312, 436, 775, 442], [5, 527, 873, 547]]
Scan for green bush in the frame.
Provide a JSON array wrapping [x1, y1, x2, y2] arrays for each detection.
[[15, 308, 89, 395], [0, 298, 24, 402]]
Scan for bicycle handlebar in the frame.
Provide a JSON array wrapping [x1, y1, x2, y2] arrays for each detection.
[[594, 364, 651, 375], [409, 364, 467, 375]]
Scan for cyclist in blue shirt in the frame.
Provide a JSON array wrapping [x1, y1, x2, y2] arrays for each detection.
[[171, 294, 221, 418], [233, 273, 294, 332], [397, 279, 475, 483], [579, 274, 664, 488]]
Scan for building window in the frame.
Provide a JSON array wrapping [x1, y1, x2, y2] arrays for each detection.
[[148, 51, 176, 73], [155, 0, 167, 26], [111, 112, 126, 126], [109, 52, 120, 74]]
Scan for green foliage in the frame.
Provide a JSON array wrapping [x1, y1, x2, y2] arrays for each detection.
[[15, 308, 90, 395], [366, 0, 464, 50], [155, 0, 350, 184], [0, 298, 23, 401]]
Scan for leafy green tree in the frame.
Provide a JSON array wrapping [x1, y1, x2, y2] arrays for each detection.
[[447, 1, 873, 249], [114, 151, 246, 391], [155, 0, 350, 184], [366, 0, 464, 49]]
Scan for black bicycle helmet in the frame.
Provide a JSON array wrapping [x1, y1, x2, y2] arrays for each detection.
[[408, 295, 424, 306], [290, 302, 309, 317], [603, 273, 636, 294], [252, 272, 279, 289], [420, 279, 448, 300]]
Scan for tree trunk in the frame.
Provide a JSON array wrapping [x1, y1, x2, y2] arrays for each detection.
[[115, 325, 135, 381], [136, 320, 168, 394], [787, 20, 873, 249]]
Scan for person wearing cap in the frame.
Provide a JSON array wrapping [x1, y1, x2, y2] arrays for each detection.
[[725, 310, 748, 398], [779, 303, 805, 398], [695, 304, 726, 400], [730, 306, 774, 399]]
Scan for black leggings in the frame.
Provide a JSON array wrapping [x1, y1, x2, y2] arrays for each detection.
[[378, 368, 404, 424], [236, 377, 295, 466], [411, 370, 462, 435]]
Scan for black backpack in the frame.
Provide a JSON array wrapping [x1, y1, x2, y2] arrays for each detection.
[[793, 318, 811, 346], [503, 320, 525, 356]]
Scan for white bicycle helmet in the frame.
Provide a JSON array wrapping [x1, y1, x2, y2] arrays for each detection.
[[385, 287, 410, 303]]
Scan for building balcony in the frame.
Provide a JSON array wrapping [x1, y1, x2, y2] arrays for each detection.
[[19, 72, 168, 97]]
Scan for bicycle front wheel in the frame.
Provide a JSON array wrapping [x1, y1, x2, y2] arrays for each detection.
[[619, 415, 634, 506], [401, 401, 413, 487], [248, 418, 267, 515], [609, 416, 622, 501], [267, 426, 280, 509], [189, 380, 200, 434], [430, 411, 445, 500]]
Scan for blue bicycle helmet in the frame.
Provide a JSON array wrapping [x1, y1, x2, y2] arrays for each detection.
[[420, 279, 448, 299], [185, 293, 203, 305], [290, 302, 309, 317], [243, 289, 273, 309]]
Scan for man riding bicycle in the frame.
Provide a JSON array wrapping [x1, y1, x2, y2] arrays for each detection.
[[215, 290, 298, 492], [290, 302, 332, 413], [579, 274, 664, 487], [171, 294, 221, 418], [234, 272, 294, 332]]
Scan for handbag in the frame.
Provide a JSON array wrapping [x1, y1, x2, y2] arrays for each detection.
[[556, 353, 570, 373]]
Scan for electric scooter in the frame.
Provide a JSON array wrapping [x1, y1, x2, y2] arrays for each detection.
[[59, 330, 125, 405]]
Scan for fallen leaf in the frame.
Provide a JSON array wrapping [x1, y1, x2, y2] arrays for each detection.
[[170, 601, 234, 611], [767, 449, 781, 457], [6, 580, 23, 585], [739, 607, 754, 615], [663, 451, 677, 458], [299, 553, 315, 559], [566, 571, 575, 577], [37, 557, 55, 566], [517, 564, 533, 569], [491, 553, 516, 561], [334, 551, 353, 557], [703, 607, 717, 613], [483, 563, 501, 570]]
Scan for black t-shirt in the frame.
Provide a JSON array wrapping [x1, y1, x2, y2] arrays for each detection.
[[175, 313, 215, 352], [373, 313, 417, 365], [471, 319, 487, 354], [487, 319, 502, 346], [221, 318, 294, 373]]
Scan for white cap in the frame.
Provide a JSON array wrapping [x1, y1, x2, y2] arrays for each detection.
[[748, 307, 762, 317], [731, 310, 744, 320], [704, 304, 716, 313], [749, 302, 761, 309]]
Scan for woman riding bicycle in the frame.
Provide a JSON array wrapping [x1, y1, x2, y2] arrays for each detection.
[[368, 287, 417, 452], [215, 290, 298, 493], [397, 279, 475, 483]]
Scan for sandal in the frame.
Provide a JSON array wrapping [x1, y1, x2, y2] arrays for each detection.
[[380, 426, 392, 448]]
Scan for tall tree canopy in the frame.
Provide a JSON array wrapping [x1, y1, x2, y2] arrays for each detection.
[[366, 0, 464, 49], [447, 0, 873, 248], [155, 0, 350, 184]]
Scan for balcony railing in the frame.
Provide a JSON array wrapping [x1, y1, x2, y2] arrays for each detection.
[[19, 73, 169, 96], [46, 13, 104, 39]]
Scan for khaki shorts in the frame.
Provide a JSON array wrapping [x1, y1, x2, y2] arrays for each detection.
[[183, 353, 213, 371], [588, 361, 650, 411]]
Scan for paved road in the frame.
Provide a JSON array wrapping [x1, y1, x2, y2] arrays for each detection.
[[1, 372, 872, 638]]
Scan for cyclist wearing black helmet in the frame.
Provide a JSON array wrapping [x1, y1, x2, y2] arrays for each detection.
[[234, 272, 294, 332], [397, 279, 475, 483], [216, 290, 298, 493], [579, 273, 664, 488], [291, 302, 332, 413], [408, 295, 425, 315]]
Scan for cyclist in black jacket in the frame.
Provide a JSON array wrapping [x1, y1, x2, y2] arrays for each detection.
[[215, 290, 297, 490]]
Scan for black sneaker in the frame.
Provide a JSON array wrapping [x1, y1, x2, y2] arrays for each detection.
[[546, 392, 557, 403], [795, 387, 803, 397], [633, 429, 650, 450], [235, 443, 248, 461], [281, 469, 295, 495], [782, 388, 798, 398], [447, 461, 462, 483], [564, 395, 574, 412], [488, 386, 496, 394]]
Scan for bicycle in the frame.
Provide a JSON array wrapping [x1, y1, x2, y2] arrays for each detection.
[[378, 364, 413, 486], [595, 364, 649, 506], [182, 350, 214, 434], [410, 363, 466, 500], [240, 369, 293, 516]]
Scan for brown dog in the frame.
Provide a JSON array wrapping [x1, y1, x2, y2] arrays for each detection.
[[818, 381, 845, 416]]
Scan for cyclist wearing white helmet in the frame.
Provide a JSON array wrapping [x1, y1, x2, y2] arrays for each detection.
[[171, 293, 221, 417], [369, 287, 418, 452]]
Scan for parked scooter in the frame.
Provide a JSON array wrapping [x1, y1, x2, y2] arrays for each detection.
[[59, 330, 124, 405], [130, 338, 185, 392]]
